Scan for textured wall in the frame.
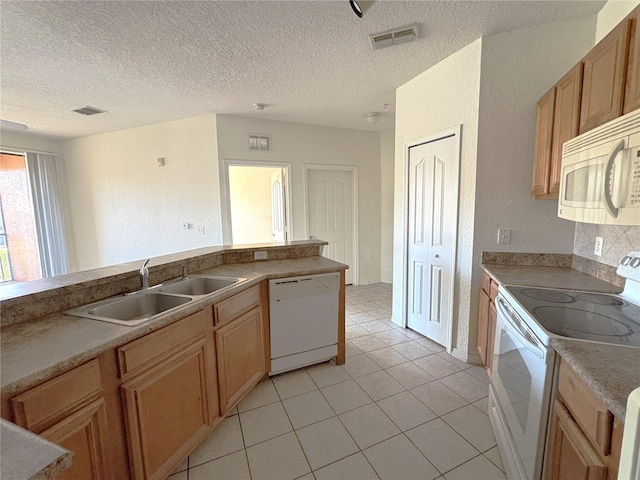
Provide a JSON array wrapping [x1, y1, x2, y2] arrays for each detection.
[[61, 114, 222, 271], [595, 0, 639, 43], [216, 115, 381, 285], [393, 39, 483, 360], [380, 130, 395, 283]]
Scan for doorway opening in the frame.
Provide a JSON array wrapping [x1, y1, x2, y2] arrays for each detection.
[[226, 163, 291, 245], [0, 152, 42, 282]]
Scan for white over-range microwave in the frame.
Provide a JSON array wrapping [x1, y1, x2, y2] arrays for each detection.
[[558, 109, 640, 225]]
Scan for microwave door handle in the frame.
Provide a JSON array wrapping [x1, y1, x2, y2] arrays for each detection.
[[601, 139, 625, 218]]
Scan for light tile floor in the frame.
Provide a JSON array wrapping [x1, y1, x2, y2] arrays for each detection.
[[169, 283, 506, 480]]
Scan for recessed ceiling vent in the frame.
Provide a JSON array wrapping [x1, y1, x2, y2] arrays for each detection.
[[73, 106, 106, 116], [369, 25, 418, 50]]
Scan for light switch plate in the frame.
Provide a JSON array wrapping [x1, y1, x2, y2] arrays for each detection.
[[497, 229, 512, 245], [196, 225, 205, 235], [594, 236, 604, 256]]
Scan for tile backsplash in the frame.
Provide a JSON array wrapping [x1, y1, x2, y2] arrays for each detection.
[[573, 224, 640, 267]]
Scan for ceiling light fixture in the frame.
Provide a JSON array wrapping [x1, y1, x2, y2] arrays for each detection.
[[0, 119, 28, 130], [349, 0, 363, 17], [253, 103, 265, 111], [73, 106, 106, 116], [366, 112, 380, 124]]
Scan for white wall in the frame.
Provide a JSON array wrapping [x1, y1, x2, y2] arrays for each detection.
[[393, 39, 483, 359], [216, 115, 381, 285], [595, 0, 639, 43], [61, 114, 222, 271], [229, 166, 280, 244], [380, 130, 394, 283], [394, 15, 597, 361]]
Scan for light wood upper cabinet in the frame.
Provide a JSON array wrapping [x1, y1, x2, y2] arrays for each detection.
[[550, 63, 583, 195], [624, 5, 640, 114], [11, 359, 110, 480], [532, 88, 556, 197], [580, 20, 631, 134], [119, 308, 218, 480]]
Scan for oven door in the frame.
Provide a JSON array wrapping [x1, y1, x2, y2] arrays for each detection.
[[491, 295, 556, 480]]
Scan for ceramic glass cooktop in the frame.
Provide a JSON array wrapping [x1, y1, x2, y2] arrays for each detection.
[[505, 286, 640, 348]]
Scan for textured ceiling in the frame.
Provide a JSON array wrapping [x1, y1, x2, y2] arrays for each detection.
[[0, 0, 605, 139]]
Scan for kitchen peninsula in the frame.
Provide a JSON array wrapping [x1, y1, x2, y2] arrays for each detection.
[[0, 240, 347, 480]]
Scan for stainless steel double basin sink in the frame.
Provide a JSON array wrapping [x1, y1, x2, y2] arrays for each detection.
[[65, 275, 245, 326]]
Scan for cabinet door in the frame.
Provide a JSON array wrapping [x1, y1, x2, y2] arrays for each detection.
[[547, 400, 607, 480], [216, 306, 266, 415], [532, 87, 556, 197], [624, 6, 640, 113], [40, 398, 109, 480], [580, 20, 631, 134], [477, 289, 490, 366], [122, 338, 215, 480], [550, 63, 583, 195], [487, 301, 497, 378]]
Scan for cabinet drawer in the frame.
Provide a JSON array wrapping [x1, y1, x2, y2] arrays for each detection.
[[214, 284, 261, 326], [12, 359, 103, 433], [481, 271, 491, 294], [558, 359, 613, 456], [118, 308, 209, 381]]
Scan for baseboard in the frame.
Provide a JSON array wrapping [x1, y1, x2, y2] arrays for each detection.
[[451, 347, 482, 366]]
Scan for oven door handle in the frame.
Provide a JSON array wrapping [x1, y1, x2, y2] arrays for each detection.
[[496, 297, 545, 360]]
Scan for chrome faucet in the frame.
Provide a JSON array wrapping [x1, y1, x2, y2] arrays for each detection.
[[182, 263, 188, 279], [140, 259, 150, 289]]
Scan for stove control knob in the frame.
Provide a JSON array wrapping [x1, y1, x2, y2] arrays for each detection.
[[631, 257, 640, 268], [621, 255, 632, 266]]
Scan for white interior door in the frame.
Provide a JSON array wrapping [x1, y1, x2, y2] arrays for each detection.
[[307, 169, 354, 285], [271, 169, 287, 242], [406, 133, 459, 346]]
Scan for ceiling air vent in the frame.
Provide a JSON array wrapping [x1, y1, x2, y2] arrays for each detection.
[[369, 25, 418, 50], [73, 106, 106, 116]]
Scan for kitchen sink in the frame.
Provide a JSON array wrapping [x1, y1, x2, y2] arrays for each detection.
[[157, 275, 244, 297], [66, 292, 193, 326], [65, 275, 245, 326]]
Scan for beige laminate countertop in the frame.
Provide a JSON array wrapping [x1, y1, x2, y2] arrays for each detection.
[[1, 256, 346, 403], [481, 263, 637, 421], [551, 339, 640, 421], [0, 419, 73, 480], [481, 264, 622, 293]]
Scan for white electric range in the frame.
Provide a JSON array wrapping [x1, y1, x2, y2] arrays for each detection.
[[488, 251, 640, 480]]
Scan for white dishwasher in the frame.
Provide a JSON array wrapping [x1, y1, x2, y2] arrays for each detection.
[[269, 273, 339, 375]]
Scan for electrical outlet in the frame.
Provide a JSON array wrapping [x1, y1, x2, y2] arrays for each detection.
[[182, 222, 190, 230], [196, 225, 205, 235], [254, 250, 267, 260], [497, 229, 512, 245], [594, 236, 604, 256]]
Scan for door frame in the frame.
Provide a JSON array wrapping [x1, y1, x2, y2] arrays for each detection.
[[220, 159, 293, 245], [303, 164, 359, 286], [401, 125, 461, 352]]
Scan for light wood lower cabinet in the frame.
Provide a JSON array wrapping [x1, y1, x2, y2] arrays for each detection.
[[545, 359, 623, 480], [216, 306, 266, 415], [119, 308, 218, 480], [11, 359, 111, 480], [477, 271, 498, 377]]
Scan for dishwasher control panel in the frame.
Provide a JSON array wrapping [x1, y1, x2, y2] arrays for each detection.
[[269, 273, 339, 302]]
